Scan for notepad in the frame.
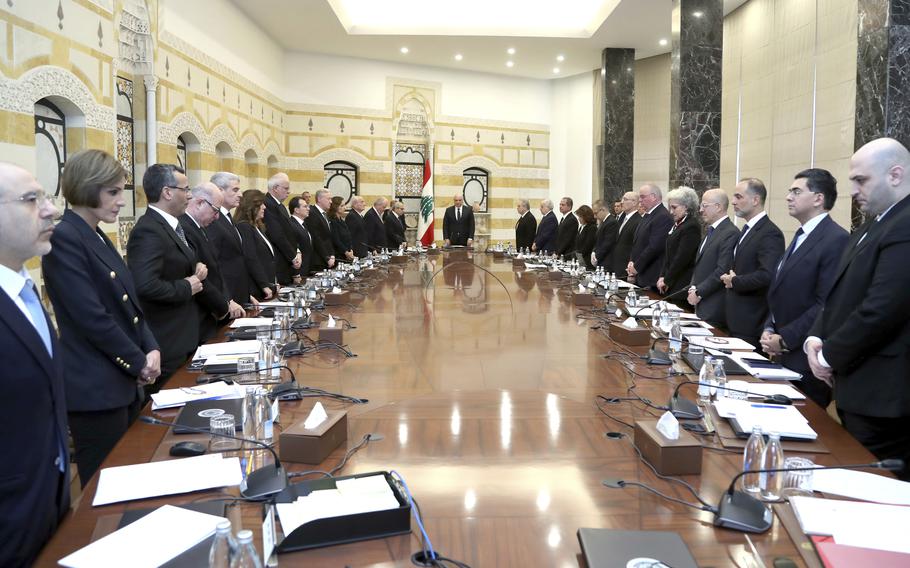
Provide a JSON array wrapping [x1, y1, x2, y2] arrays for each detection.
[[93, 454, 243, 506], [729, 352, 803, 380], [812, 468, 910, 506], [229, 317, 273, 328], [791, 496, 910, 554], [713, 398, 817, 440], [275, 474, 400, 535], [150, 380, 244, 410], [191, 339, 261, 360], [58, 504, 224, 568]]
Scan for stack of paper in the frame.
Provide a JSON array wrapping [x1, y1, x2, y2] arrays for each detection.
[[93, 454, 243, 506], [150, 380, 244, 410], [58, 505, 225, 568], [729, 352, 803, 380], [812, 469, 910, 505], [276, 474, 400, 535], [790, 496, 910, 555], [191, 339, 261, 363], [713, 398, 817, 440], [725, 380, 806, 401], [229, 317, 274, 328], [690, 335, 756, 351]]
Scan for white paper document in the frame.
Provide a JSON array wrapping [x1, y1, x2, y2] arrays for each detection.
[[229, 317, 274, 329], [688, 335, 756, 351], [276, 474, 400, 535], [150, 381, 244, 410], [93, 454, 243, 506], [58, 504, 224, 568], [725, 380, 805, 400], [790, 496, 910, 554], [812, 468, 910, 506], [712, 398, 816, 440], [192, 339, 261, 360], [728, 352, 803, 380], [680, 327, 714, 337], [257, 300, 293, 307]]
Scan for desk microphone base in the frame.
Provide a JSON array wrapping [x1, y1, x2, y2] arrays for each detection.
[[713, 490, 773, 533], [240, 464, 288, 500], [669, 395, 704, 419]]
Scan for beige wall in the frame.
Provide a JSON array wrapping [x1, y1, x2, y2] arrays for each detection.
[[632, 54, 671, 193], [721, 0, 857, 241]]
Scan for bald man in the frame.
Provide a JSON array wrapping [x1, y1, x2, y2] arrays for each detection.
[[263, 173, 301, 284], [443, 193, 474, 247], [0, 163, 69, 566], [687, 188, 739, 328], [804, 137, 910, 480]]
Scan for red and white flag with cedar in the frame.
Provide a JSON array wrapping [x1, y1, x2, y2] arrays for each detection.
[[417, 155, 434, 246]]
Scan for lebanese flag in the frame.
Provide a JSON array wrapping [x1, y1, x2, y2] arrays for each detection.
[[417, 154, 434, 246]]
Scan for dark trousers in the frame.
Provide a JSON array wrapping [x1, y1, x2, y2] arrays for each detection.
[[68, 394, 142, 487], [837, 409, 910, 481], [791, 375, 832, 409]]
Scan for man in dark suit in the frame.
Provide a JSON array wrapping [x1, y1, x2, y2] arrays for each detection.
[[346, 196, 368, 258], [592, 201, 618, 268], [611, 191, 641, 278], [759, 169, 849, 408], [305, 189, 337, 271], [687, 188, 739, 329], [514, 198, 537, 250], [628, 184, 673, 288], [805, 138, 910, 479], [210, 171, 267, 305], [533, 199, 558, 254], [364, 197, 388, 252], [385, 200, 407, 249], [127, 164, 206, 380], [289, 195, 314, 276], [720, 178, 785, 347], [0, 163, 70, 567], [443, 193, 475, 246], [262, 173, 301, 284], [180, 182, 244, 342], [555, 196, 578, 259]]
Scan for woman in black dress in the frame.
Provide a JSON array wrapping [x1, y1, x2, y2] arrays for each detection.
[[575, 204, 597, 270], [235, 189, 276, 300], [657, 186, 701, 303], [328, 196, 355, 262]]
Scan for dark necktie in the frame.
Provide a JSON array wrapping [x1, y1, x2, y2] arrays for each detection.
[[174, 223, 190, 249], [734, 223, 750, 256], [782, 227, 804, 263], [456, 207, 461, 221]]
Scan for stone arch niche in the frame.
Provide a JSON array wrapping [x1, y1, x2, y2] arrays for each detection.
[[392, 95, 434, 244], [34, 96, 85, 208], [267, 155, 280, 178], [177, 131, 202, 184], [215, 141, 235, 179], [244, 148, 260, 189]]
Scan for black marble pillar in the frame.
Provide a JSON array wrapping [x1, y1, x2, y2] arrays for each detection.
[[599, 48, 635, 205], [853, 0, 910, 227], [669, 0, 723, 193]]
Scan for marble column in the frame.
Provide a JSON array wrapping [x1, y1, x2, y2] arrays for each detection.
[[669, 0, 723, 193], [853, 0, 910, 227], [599, 48, 635, 205], [143, 75, 158, 165]]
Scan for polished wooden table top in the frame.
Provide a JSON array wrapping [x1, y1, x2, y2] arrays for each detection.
[[37, 253, 877, 567]]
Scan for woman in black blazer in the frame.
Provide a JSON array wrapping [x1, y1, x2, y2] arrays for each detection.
[[329, 196, 355, 262], [575, 205, 597, 270], [235, 189, 276, 300], [41, 150, 160, 486], [658, 187, 702, 302]]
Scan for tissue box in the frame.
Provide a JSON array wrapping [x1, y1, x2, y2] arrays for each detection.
[[390, 254, 409, 264], [319, 323, 343, 344], [547, 270, 564, 281], [279, 410, 348, 464], [512, 258, 525, 268], [608, 322, 650, 346], [427, 247, 441, 255], [492, 250, 506, 258], [633, 419, 702, 475], [573, 291, 593, 306], [324, 290, 350, 306]]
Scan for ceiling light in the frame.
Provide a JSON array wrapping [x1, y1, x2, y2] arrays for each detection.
[[553, 67, 560, 74], [556, 54, 565, 62], [507, 47, 516, 55], [506, 60, 514, 68], [454, 53, 463, 61], [658, 38, 668, 46], [400, 46, 409, 54], [693, 11, 704, 17]]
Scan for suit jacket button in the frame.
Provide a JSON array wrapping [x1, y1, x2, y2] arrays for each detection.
[[122, 294, 129, 302], [133, 316, 139, 324], [110, 271, 117, 279]]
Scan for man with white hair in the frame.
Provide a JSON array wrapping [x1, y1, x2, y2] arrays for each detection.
[[365, 196, 388, 251], [262, 173, 301, 284], [627, 183, 673, 288], [532, 199, 557, 254], [347, 195, 368, 258], [443, 193, 474, 247]]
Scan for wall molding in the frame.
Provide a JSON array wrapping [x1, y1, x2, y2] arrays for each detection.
[[0, 66, 114, 129]]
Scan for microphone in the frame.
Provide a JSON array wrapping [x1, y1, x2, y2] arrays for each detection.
[[644, 336, 691, 366], [668, 380, 795, 420], [715, 459, 904, 533], [196, 364, 294, 384], [630, 286, 691, 318], [139, 415, 288, 500]]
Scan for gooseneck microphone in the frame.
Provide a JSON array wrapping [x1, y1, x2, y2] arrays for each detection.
[[668, 380, 796, 420], [715, 459, 904, 533], [196, 364, 295, 384], [631, 286, 691, 318], [139, 415, 288, 500]]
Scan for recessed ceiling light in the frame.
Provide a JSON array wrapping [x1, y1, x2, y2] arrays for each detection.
[[553, 67, 560, 74], [658, 38, 668, 46], [507, 47, 516, 55], [454, 53, 463, 61], [556, 55, 565, 62], [626, 67, 631, 72], [400, 46, 409, 54], [506, 60, 514, 68], [693, 11, 704, 17]]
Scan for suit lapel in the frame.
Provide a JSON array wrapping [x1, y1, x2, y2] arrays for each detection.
[[0, 291, 57, 381], [150, 209, 195, 264], [774, 217, 829, 288]]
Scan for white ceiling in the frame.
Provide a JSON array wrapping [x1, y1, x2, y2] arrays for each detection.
[[230, 0, 749, 80]]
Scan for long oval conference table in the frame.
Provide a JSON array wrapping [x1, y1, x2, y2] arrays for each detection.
[[37, 252, 879, 567]]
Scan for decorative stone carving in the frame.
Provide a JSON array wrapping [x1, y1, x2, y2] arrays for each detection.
[[295, 148, 384, 173], [0, 66, 114, 130], [117, 0, 153, 75], [158, 111, 211, 152]]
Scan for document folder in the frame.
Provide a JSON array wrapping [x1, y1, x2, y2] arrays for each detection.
[[275, 470, 411, 553]]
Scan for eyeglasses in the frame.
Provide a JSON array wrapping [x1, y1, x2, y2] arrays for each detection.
[[787, 188, 815, 197], [201, 199, 220, 216], [166, 185, 191, 193], [0, 190, 51, 207]]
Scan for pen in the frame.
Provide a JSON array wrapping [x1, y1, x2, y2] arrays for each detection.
[[750, 403, 786, 409]]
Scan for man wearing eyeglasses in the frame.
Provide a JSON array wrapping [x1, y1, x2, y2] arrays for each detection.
[[0, 163, 70, 567], [180, 182, 245, 342], [687, 188, 739, 329], [127, 164, 207, 384]]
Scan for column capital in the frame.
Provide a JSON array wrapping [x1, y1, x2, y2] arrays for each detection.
[[142, 75, 159, 92]]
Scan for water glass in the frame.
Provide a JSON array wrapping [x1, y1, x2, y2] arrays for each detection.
[[687, 342, 704, 355], [236, 356, 256, 373], [781, 456, 815, 499], [209, 414, 238, 452]]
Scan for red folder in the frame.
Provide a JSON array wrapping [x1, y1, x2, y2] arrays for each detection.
[[812, 535, 910, 568]]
